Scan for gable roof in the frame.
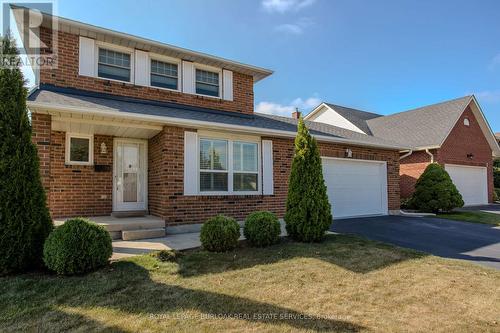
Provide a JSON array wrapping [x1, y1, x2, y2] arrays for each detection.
[[11, 5, 273, 82], [27, 85, 407, 150], [324, 103, 382, 134], [367, 96, 473, 149]]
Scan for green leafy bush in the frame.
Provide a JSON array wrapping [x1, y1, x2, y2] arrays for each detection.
[[494, 188, 500, 202], [410, 163, 464, 213], [0, 35, 53, 274], [43, 218, 112, 275], [244, 211, 281, 247], [494, 168, 500, 188], [285, 117, 332, 242], [150, 249, 180, 262], [200, 215, 240, 252]]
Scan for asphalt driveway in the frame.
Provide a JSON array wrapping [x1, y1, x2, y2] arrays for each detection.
[[331, 215, 500, 269]]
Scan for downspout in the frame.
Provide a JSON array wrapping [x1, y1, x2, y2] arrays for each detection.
[[399, 150, 413, 160], [425, 149, 434, 163]]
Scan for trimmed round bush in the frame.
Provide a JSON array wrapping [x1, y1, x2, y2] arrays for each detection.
[[200, 215, 240, 252], [410, 163, 464, 213], [244, 211, 280, 247], [43, 218, 112, 275]]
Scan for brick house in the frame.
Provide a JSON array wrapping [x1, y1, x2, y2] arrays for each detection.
[[24, 12, 406, 236], [306, 97, 500, 205]]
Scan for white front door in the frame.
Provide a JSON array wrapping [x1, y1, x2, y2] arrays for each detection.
[[445, 164, 488, 206], [113, 139, 147, 211], [322, 157, 388, 219]]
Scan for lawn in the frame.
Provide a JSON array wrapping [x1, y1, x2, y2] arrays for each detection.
[[1, 235, 499, 332], [437, 211, 500, 226]]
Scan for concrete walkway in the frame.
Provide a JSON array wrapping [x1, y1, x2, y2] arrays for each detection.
[[112, 221, 290, 260]]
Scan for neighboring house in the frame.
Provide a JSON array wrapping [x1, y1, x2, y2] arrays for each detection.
[[306, 97, 500, 205], [24, 12, 406, 232]]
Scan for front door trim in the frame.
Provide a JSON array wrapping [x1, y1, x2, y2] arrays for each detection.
[[113, 138, 148, 212]]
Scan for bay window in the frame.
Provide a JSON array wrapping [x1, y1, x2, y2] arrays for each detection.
[[199, 138, 259, 193]]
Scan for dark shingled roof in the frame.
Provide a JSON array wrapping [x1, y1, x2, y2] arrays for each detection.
[[366, 96, 472, 149], [325, 103, 382, 134], [27, 85, 406, 149]]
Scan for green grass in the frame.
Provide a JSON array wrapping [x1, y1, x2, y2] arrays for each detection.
[[437, 211, 500, 226], [1, 234, 499, 332]]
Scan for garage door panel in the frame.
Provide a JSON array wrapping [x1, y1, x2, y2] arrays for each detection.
[[445, 164, 488, 206], [322, 158, 388, 219]]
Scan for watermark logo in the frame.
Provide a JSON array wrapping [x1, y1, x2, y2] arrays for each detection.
[[1, 0, 58, 69]]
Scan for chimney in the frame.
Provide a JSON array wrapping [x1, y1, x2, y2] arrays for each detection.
[[292, 107, 301, 119]]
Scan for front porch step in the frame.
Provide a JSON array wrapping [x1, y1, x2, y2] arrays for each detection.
[[112, 210, 148, 218], [122, 228, 166, 241]]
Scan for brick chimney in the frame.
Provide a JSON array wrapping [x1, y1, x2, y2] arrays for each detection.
[[292, 108, 301, 119]]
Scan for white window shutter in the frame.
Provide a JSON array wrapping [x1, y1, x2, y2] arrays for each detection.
[[184, 131, 198, 195], [262, 140, 274, 195], [134, 50, 149, 86], [182, 61, 195, 94], [222, 69, 233, 101], [79, 36, 95, 77]]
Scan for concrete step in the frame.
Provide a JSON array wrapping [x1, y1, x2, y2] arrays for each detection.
[[109, 231, 122, 240], [112, 210, 148, 218], [122, 228, 165, 241]]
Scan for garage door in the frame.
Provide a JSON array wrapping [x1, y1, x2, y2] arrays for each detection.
[[445, 164, 488, 206], [321, 158, 388, 219]]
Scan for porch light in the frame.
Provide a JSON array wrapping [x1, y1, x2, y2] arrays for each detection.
[[345, 148, 353, 158], [100, 142, 107, 154], [467, 153, 474, 159]]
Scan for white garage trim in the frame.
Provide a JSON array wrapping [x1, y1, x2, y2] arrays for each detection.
[[445, 164, 488, 206], [321, 157, 388, 219]]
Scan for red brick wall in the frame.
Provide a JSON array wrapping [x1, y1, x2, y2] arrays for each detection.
[[437, 106, 493, 202], [32, 114, 114, 217], [39, 28, 254, 114], [399, 105, 493, 202], [400, 150, 435, 198], [149, 126, 401, 225]]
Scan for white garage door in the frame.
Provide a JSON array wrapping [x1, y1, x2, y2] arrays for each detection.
[[445, 164, 488, 206], [322, 158, 388, 219]]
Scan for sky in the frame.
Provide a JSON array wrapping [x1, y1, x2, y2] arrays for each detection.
[[21, 0, 500, 131]]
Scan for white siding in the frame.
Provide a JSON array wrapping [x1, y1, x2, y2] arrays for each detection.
[[222, 69, 233, 101], [262, 140, 274, 195], [310, 105, 365, 134], [134, 50, 149, 86], [79, 37, 95, 77], [184, 131, 198, 195], [182, 61, 195, 94]]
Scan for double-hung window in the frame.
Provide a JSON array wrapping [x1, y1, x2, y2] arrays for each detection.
[[233, 142, 258, 191], [150, 59, 178, 90], [199, 138, 259, 193], [98, 48, 131, 82], [195, 69, 220, 97], [199, 139, 228, 192]]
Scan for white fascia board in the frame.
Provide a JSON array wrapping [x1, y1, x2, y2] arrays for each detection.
[[27, 101, 409, 151], [305, 103, 365, 134]]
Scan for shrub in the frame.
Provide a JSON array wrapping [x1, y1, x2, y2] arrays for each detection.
[[400, 197, 415, 210], [0, 35, 53, 274], [43, 218, 112, 275], [244, 211, 281, 247], [410, 163, 464, 213], [494, 167, 500, 188], [200, 215, 240, 252], [285, 117, 332, 242], [150, 249, 180, 262], [494, 188, 500, 202]]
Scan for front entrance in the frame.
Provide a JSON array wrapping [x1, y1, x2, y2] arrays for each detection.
[[113, 139, 147, 212]]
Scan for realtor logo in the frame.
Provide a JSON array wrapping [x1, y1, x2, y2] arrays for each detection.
[[1, 0, 58, 68]]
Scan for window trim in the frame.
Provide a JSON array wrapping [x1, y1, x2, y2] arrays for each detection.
[[197, 133, 261, 195], [194, 64, 222, 99], [148, 54, 182, 92], [65, 133, 94, 166], [95, 42, 134, 83]]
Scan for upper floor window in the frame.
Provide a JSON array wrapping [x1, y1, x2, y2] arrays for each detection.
[[98, 48, 131, 82], [196, 69, 220, 97], [151, 59, 178, 90]]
